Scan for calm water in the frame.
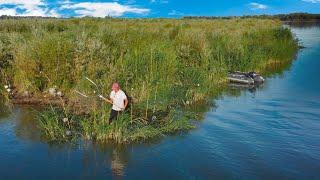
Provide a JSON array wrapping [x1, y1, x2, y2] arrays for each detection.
[[1, 25, 320, 179]]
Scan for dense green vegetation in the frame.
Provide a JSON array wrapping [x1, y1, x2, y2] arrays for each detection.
[[0, 18, 298, 143]]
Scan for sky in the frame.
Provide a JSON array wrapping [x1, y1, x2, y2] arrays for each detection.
[[0, 0, 319, 18]]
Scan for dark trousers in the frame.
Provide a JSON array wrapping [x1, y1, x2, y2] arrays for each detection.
[[109, 109, 121, 124]]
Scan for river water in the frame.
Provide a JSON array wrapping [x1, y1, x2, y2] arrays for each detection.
[[1, 25, 320, 179]]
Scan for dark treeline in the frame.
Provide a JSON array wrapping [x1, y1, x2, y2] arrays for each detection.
[[1, 13, 320, 22], [183, 13, 320, 22]]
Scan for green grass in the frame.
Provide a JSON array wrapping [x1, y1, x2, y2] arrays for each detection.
[[37, 106, 79, 143], [0, 18, 298, 143], [38, 107, 195, 144]]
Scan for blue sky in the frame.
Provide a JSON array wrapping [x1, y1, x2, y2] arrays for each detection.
[[0, 0, 319, 18]]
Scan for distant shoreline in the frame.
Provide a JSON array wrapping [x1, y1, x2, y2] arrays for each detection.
[[1, 13, 320, 22], [183, 13, 320, 21]]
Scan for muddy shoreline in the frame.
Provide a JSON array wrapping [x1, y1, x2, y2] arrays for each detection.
[[6, 91, 94, 115], [11, 95, 66, 106]]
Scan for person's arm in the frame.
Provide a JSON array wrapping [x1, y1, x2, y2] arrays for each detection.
[[124, 98, 128, 109], [105, 91, 114, 104], [99, 94, 113, 104], [121, 92, 128, 111], [105, 98, 113, 104]]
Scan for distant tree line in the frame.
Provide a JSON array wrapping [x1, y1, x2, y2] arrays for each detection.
[[1, 13, 319, 22], [183, 13, 320, 21]]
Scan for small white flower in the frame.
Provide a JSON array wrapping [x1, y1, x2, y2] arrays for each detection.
[[62, 117, 68, 123], [151, 116, 157, 121], [4, 85, 8, 89], [48, 88, 56, 96], [57, 91, 63, 97], [197, 84, 200, 87], [6, 89, 11, 92], [186, 100, 190, 105], [66, 130, 71, 136]]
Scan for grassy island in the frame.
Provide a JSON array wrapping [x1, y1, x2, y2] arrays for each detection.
[[0, 18, 298, 143]]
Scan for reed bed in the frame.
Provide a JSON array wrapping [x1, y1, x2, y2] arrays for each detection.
[[0, 18, 298, 143]]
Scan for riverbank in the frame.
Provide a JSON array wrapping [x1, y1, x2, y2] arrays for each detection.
[[0, 18, 298, 143]]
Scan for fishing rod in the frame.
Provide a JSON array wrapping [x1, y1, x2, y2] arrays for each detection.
[[85, 76, 108, 101], [74, 77, 123, 109], [74, 88, 122, 109], [74, 90, 88, 98], [85, 77, 99, 91]]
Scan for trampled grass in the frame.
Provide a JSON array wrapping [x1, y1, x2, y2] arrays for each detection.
[[0, 18, 298, 143]]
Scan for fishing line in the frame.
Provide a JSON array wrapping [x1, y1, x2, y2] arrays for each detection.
[[83, 77, 123, 109]]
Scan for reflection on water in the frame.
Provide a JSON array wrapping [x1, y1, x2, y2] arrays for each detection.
[[285, 21, 320, 28], [1, 25, 320, 179], [80, 142, 129, 179], [0, 97, 10, 119], [110, 146, 128, 178], [14, 107, 41, 142]]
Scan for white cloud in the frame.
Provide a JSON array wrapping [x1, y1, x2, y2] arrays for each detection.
[[168, 10, 184, 16], [57, 0, 72, 5], [0, 0, 149, 17], [302, 0, 320, 3], [150, 0, 168, 4], [0, 0, 59, 17], [0, 0, 43, 6], [60, 2, 150, 17], [0, 7, 16, 16], [249, 2, 268, 10]]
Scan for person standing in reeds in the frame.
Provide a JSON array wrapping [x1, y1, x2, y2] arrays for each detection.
[[104, 83, 128, 124]]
